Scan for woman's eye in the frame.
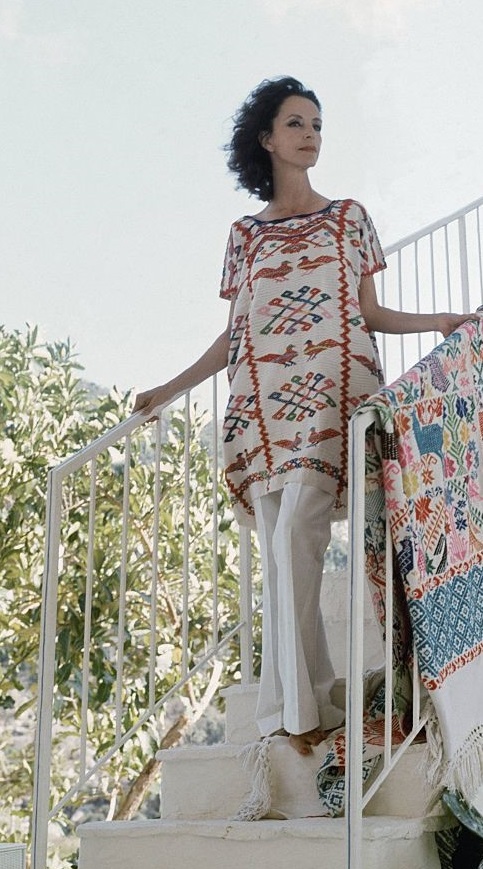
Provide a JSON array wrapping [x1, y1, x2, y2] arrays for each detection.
[[288, 120, 301, 127]]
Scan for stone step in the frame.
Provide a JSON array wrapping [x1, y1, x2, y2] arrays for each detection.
[[158, 738, 438, 822], [78, 815, 452, 869]]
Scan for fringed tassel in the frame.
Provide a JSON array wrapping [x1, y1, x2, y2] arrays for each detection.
[[425, 703, 483, 807], [442, 725, 483, 805], [423, 700, 447, 810], [425, 699, 446, 790], [232, 739, 272, 821]]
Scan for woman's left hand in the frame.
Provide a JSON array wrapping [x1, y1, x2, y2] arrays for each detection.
[[436, 312, 475, 338]]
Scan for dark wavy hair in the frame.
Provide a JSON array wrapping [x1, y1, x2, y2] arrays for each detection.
[[225, 76, 321, 202]]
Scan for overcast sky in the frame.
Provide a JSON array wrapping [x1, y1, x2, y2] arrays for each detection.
[[2, 0, 482, 402]]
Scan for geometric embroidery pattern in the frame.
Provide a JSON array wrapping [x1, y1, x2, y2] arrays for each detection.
[[316, 681, 411, 817], [409, 566, 483, 682], [359, 318, 483, 802], [269, 370, 336, 422], [219, 199, 386, 526], [258, 285, 331, 336], [362, 321, 483, 685], [223, 393, 257, 443]]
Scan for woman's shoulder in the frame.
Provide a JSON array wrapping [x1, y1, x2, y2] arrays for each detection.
[[221, 217, 258, 266], [227, 215, 259, 233], [334, 199, 381, 232], [337, 198, 370, 216], [225, 216, 261, 249]]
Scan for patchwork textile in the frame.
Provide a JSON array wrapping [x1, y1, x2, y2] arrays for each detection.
[[219, 199, 386, 527], [357, 318, 483, 805], [316, 678, 410, 816]]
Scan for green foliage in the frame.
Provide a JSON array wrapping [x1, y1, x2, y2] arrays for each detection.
[[0, 326, 95, 701], [0, 325, 261, 864]]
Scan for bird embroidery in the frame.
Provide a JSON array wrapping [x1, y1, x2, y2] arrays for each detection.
[[280, 241, 309, 253], [352, 353, 379, 376], [226, 453, 248, 473], [297, 254, 337, 271], [303, 338, 342, 360], [226, 445, 265, 473], [253, 260, 293, 282], [256, 344, 298, 367], [307, 426, 340, 446], [244, 445, 264, 465], [273, 432, 302, 452]]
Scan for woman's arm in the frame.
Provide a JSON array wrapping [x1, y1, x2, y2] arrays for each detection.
[[358, 274, 472, 338], [133, 299, 235, 418]]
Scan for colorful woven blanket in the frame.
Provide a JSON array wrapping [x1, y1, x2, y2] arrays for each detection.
[[356, 317, 483, 805]]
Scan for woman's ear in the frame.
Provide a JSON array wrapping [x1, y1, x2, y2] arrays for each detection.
[[259, 131, 273, 152]]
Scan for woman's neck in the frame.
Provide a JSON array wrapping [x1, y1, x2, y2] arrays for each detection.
[[255, 175, 330, 221]]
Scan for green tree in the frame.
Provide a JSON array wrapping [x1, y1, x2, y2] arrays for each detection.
[[0, 325, 260, 866]]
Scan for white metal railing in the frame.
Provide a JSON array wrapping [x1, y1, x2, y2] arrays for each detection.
[[31, 196, 483, 869], [31, 383, 258, 869], [346, 409, 430, 869], [376, 195, 483, 382]]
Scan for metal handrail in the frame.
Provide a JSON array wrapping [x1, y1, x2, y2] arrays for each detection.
[[383, 196, 483, 257], [376, 196, 483, 386], [346, 410, 430, 869], [31, 383, 256, 869]]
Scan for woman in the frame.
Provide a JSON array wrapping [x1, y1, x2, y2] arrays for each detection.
[[134, 77, 468, 755]]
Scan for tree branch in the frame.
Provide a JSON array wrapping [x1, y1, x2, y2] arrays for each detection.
[[113, 661, 223, 821]]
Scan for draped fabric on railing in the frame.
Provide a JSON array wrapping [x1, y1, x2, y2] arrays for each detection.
[[357, 316, 483, 806]]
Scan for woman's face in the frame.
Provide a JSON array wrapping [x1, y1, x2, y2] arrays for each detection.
[[261, 95, 322, 170]]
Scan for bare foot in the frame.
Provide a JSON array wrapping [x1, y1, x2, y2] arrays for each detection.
[[288, 727, 326, 756], [261, 728, 289, 740]]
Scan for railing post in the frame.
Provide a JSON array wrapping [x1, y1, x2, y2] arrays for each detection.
[[182, 392, 191, 679], [346, 411, 373, 869], [458, 214, 471, 312], [212, 375, 220, 652], [239, 526, 253, 684], [31, 470, 63, 869]]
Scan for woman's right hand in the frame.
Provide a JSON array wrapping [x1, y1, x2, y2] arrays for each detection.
[[132, 384, 173, 419]]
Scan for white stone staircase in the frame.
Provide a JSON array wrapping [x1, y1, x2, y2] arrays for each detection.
[[77, 571, 456, 869]]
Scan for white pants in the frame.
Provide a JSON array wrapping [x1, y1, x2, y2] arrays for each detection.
[[254, 483, 345, 737]]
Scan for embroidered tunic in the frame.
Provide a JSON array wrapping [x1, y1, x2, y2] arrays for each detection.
[[220, 198, 386, 527]]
